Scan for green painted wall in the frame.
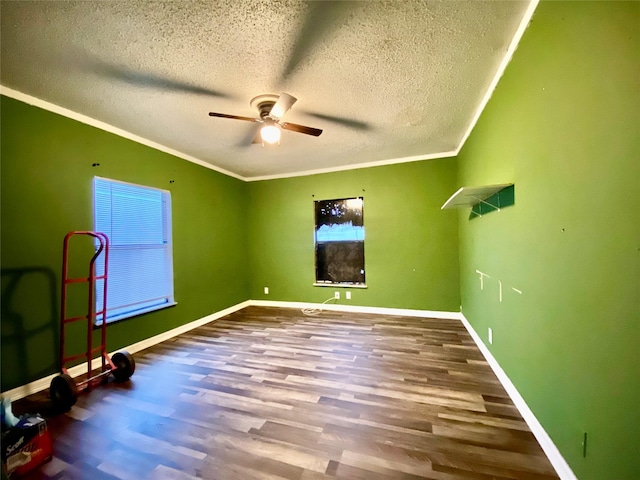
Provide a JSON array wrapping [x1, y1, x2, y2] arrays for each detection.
[[247, 160, 460, 311], [1, 96, 250, 391], [457, 2, 640, 479]]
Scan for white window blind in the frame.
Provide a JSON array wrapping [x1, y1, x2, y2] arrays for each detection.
[[94, 177, 175, 323]]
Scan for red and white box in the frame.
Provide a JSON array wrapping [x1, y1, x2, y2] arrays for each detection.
[[2, 415, 52, 477]]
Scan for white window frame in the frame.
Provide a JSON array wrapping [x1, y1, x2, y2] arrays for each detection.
[[93, 176, 176, 324]]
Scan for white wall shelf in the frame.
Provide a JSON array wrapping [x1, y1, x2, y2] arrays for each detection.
[[441, 183, 513, 216]]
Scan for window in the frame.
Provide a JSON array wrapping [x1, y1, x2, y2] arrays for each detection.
[[94, 177, 175, 323], [314, 197, 365, 286]]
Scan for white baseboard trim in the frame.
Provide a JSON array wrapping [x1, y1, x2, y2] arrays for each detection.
[[249, 299, 461, 320], [458, 313, 577, 480], [2, 300, 250, 402]]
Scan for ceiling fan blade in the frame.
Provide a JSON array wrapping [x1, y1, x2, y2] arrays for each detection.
[[279, 2, 360, 82], [280, 122, 323, 137], [302, 112, 371, 131], [209, 112, 261, 122], [81, 57, 231, 98], [235, 123, 262, 147], [269, 93, 297, 120]]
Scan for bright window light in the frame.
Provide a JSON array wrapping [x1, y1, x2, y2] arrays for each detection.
[[346, 198, 364, 209]]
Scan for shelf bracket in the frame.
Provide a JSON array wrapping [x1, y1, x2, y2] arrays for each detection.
[[470, 196, 501, 217]]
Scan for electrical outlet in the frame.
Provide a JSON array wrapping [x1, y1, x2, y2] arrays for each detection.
[[334, 291, 340, 299], [488, 327, 493, 345], [264, 287, 269, 295], [346, 291, 351, 300]]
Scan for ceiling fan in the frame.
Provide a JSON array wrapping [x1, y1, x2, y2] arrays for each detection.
[[208, 93, 322, 146]]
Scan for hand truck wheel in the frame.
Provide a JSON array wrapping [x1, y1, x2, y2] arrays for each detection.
[[111, 351, 135, 382], [50, 373, 78, 411]]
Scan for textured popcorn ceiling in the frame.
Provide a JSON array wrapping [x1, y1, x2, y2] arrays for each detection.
[[0, 1, 535, 180]]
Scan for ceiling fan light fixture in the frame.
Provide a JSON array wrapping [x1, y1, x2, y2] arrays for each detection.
[[261, 120, 281, 144], [209, 92, 321, 146]]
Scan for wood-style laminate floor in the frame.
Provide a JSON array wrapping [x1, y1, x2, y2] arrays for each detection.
[[13, 306, 560, 480]]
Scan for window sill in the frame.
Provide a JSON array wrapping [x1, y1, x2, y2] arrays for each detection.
[[313, 283, 367, 289], [94, 301, 178, 327]]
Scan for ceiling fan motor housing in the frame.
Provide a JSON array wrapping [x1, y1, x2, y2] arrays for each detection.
[[258, 101, 275, 119], [249, 94, 280, 120]]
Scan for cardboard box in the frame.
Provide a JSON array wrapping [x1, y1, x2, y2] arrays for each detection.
[[2, 415, 52, 477]]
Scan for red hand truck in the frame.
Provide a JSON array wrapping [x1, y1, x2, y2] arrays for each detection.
[[50, 231, 134, 411]]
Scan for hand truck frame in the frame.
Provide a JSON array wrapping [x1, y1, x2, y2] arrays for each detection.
[[50, 231, 134, 411]]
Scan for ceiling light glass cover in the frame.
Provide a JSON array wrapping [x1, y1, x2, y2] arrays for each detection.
[[261, 120, 281, 144]]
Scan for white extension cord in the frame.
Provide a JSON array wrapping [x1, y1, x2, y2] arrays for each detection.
[[301, 296, 338, 316]]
